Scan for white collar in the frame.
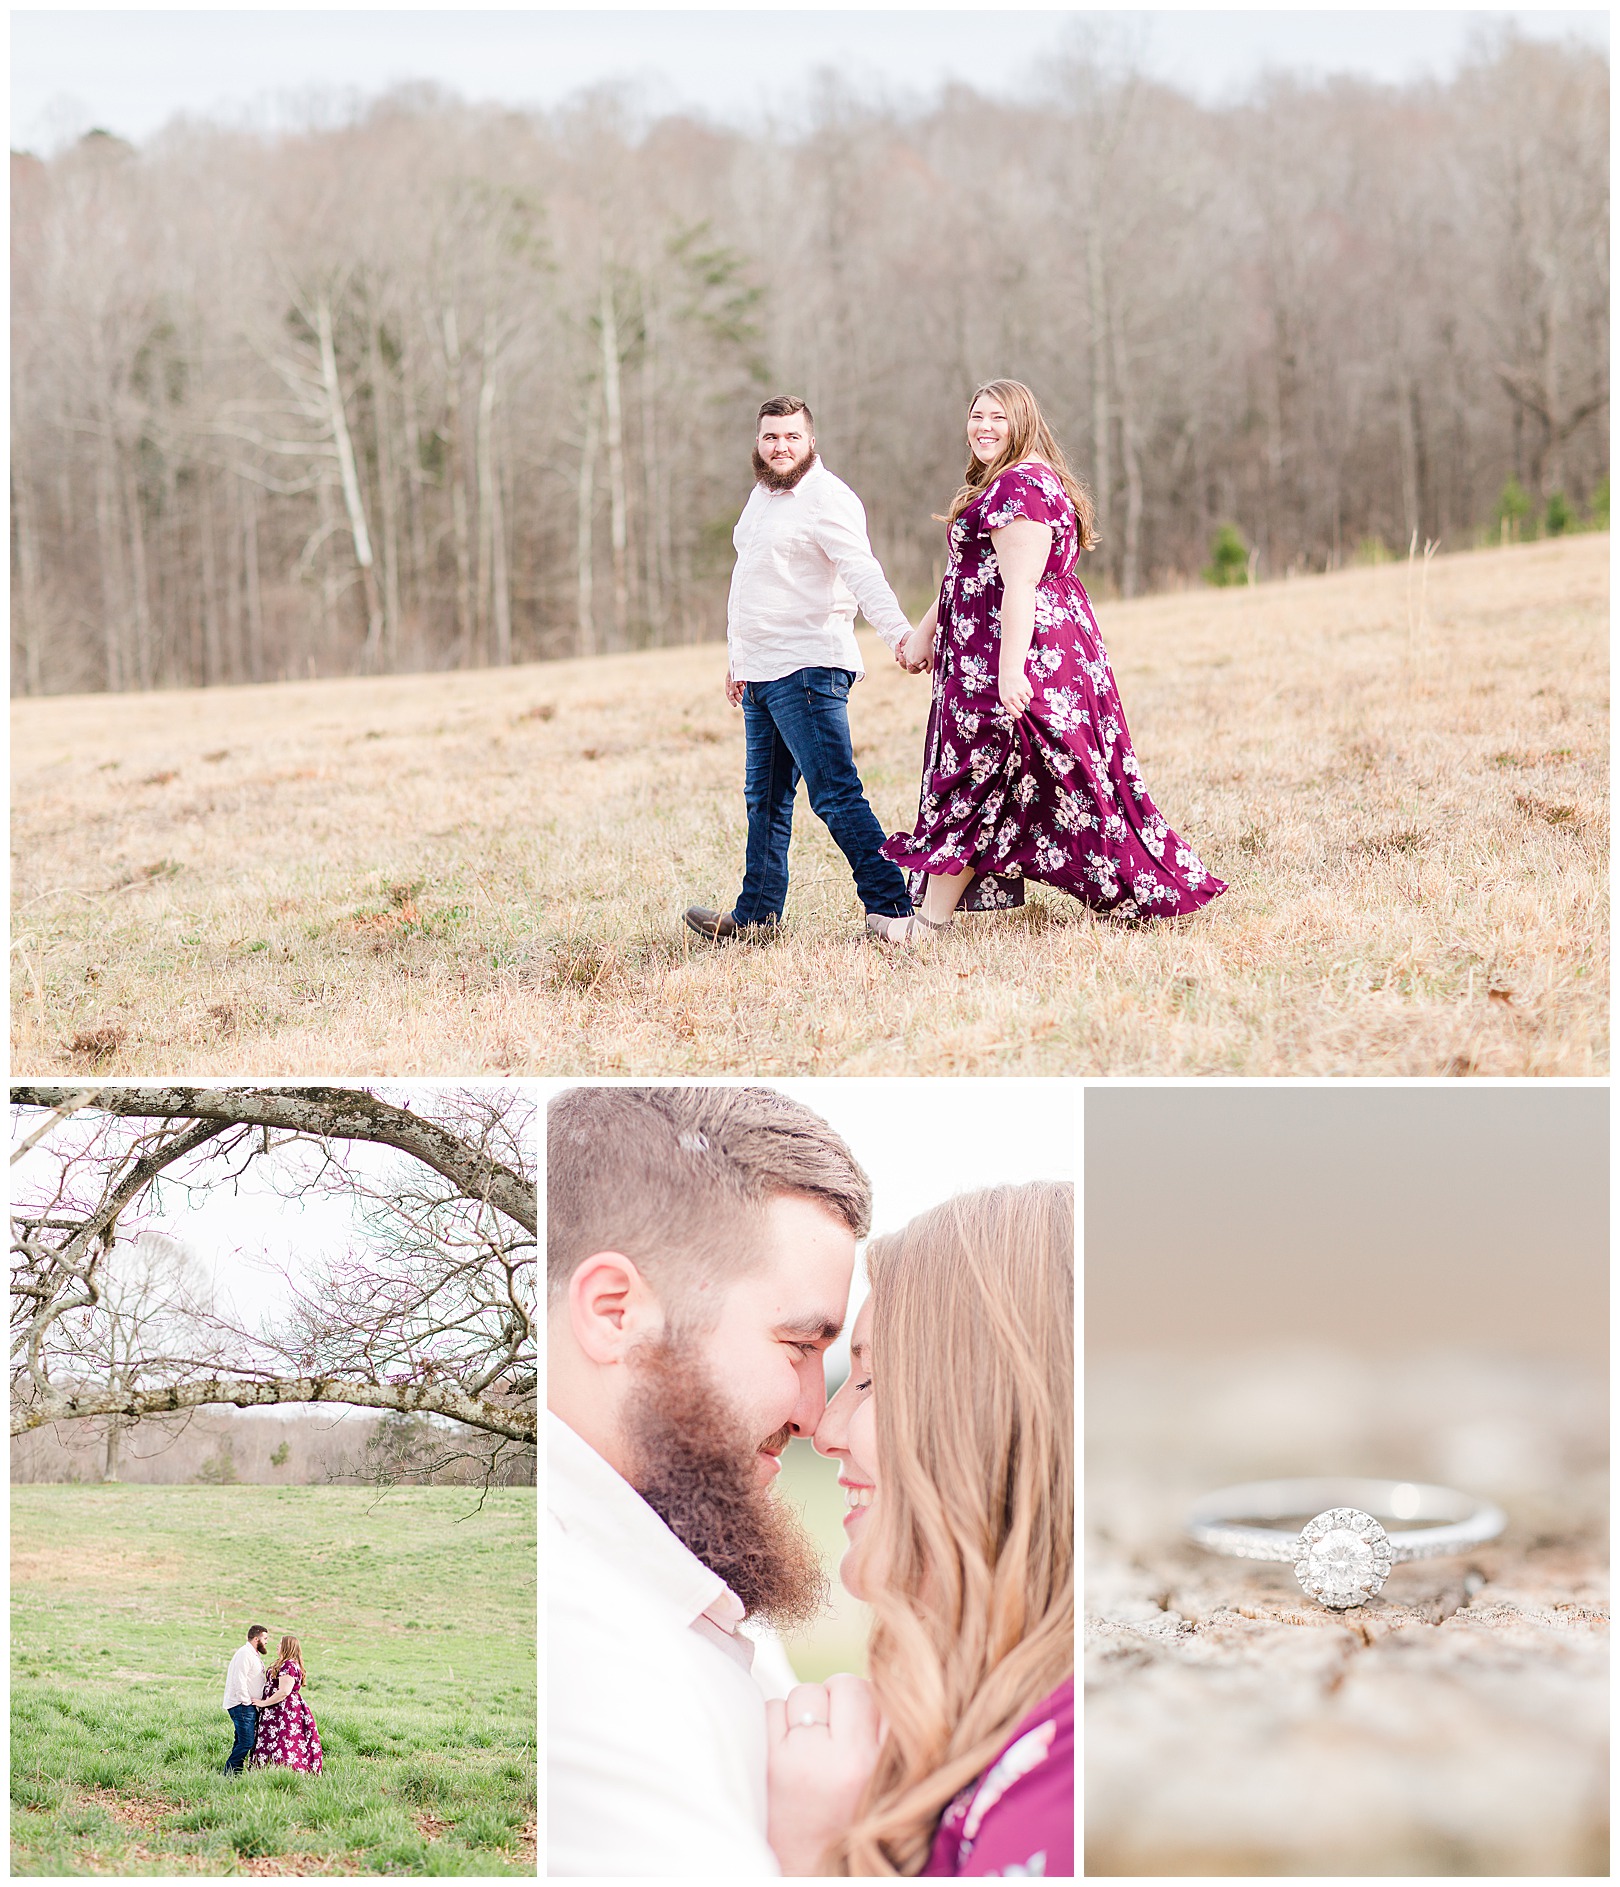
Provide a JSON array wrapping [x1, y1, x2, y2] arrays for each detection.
[[547, 1410, 746, 1638]]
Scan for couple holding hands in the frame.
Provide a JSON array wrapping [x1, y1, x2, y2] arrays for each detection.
[[684, 379, 1225, 946]]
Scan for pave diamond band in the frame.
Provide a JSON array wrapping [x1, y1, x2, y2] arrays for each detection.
[[1186, 1478, 1506, 1610]]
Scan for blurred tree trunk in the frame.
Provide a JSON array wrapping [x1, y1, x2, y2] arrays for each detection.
[[599, 271, 630, 643], [1086, 219, 1112, 571], [369, 311, 403, 671], [13, 477, 45, 695], [478, 318, 512, 666], [122, 458, 152, 688], [441, 305, 475, 664], [314, 293, 383, 668], [199, 470, 224, 685], [1111, 301, 1144, 597], [576, 400, 599, 658], [241, 478, 265, 682]]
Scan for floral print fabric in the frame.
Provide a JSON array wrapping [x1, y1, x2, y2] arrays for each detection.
[[882, 463, 1226, 919], [922, 1676, 1074, 1877], [250, 1660, 324, 1775]]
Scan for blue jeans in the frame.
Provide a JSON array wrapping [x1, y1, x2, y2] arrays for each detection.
[[224, 1703, 258, 1774], [734, 667, 911, 924]]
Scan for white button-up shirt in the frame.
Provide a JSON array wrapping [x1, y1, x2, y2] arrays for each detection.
[[547, 1411, 783, 1878], [222, 1642, 264, 1712], [726, 459, 912, 683]]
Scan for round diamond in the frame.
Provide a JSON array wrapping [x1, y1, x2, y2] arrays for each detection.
[[1307, 1528, 1376, 1597], [1294, 1508, 1391, 1608]]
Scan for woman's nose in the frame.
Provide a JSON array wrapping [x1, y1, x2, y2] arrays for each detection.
[[814, 1387, 850, 1458]]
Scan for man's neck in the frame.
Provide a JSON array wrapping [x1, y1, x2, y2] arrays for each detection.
[[547, 1396, 632, 1484]]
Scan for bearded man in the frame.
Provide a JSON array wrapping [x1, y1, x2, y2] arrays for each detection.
[[546, 1084, 868, 1878], [684, 395, 920, 944]]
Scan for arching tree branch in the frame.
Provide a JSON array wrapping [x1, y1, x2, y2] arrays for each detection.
[[11, 1085, 535, 1235], [11, 1376, 534, 1443]]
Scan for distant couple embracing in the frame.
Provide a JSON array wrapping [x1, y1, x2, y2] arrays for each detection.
[[548, 1087, 1072, 1877], [222, 1624, 324, 1777], [683, 380, 1227, 946]]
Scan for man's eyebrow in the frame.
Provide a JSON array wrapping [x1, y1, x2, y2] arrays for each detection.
[[776, 1314, 842, 1342]]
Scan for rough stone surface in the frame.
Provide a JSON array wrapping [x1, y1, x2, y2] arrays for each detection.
[[1086, 1350, 1608, 1877]]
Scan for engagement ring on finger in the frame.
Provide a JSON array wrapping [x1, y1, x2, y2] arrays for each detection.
[[1186, 1478, 1505, 1610]]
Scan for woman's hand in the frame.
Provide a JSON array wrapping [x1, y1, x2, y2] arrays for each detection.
[[998, 660, 1033, 715], [766, 1675, 882, 1876]]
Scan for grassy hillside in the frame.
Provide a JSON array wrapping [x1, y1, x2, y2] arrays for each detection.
[[10, 1485, 535, 1876], [11, 534, 1607, 1075]]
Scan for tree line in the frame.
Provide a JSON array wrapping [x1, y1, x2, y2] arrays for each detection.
[[10, 31, 1607, 694], [9, 1403, 535, 1487]]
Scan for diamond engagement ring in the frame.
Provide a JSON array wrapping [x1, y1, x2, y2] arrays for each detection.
[[1186, 1478, 1506, 1609]]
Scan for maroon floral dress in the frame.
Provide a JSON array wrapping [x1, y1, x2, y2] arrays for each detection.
[[883, 462, 1226, 919], [923, 1676, 1074, 1876], [250, 1660, 324, 1774]]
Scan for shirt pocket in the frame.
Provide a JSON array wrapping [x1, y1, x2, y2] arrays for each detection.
[[770, 527, 820, 564]]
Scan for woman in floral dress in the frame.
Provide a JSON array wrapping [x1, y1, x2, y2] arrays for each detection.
[[763, 1184, 1073, 1875], [249, 1633, 324, 1775], [877, 379, 1225, 935]]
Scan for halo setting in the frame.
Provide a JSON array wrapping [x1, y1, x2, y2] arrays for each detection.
[[1294, 1508, 1393, 1608]]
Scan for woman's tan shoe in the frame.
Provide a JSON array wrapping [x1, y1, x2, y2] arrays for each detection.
[[866, 912, 952, 943]]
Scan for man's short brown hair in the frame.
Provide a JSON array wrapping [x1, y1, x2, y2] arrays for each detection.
[[758, 395, 813, 427], [547, 1087, 869, 1323], [247, 1624, 267, 1643]]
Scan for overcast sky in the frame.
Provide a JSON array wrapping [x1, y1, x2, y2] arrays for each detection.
[[10, 8, 1608, 155]]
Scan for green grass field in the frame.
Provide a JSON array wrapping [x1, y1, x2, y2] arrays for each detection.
[[11, 1484, 536, 1877]]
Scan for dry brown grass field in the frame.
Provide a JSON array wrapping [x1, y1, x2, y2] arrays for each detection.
[[11, 534, 1608, 1076]]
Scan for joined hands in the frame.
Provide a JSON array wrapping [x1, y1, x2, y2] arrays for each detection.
[[896, 622, 934, 673]]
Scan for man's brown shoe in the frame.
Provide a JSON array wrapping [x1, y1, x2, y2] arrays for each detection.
[[684, 905, 739, 941], [685, 906, 782, 943]]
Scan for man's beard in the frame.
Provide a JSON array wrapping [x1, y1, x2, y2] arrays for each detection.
[[622, 1336, 828, 1631], [753, 446, 818, 492]]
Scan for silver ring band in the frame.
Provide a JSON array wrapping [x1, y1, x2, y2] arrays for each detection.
[[1187, 1478, 1505, 1609]]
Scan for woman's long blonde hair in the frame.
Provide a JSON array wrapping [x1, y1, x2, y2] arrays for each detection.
[[946, 379, 1098, 549], [830, 1181, 1074, 1877], [265, 1634, 303, 1685]]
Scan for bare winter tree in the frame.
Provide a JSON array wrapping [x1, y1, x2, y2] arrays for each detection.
[[9, 1086, 537, 1469], [47, 1228, 220, 1481]]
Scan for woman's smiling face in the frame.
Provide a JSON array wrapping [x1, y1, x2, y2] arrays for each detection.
[[968, 394, 1011, 466], [813, 1294, 880, 1599]]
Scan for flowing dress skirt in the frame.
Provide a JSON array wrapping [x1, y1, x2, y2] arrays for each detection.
[[883, 462, 1226, 920]]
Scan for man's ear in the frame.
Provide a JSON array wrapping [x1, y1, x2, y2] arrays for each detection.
[[568, 1251, 663, 1365]]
